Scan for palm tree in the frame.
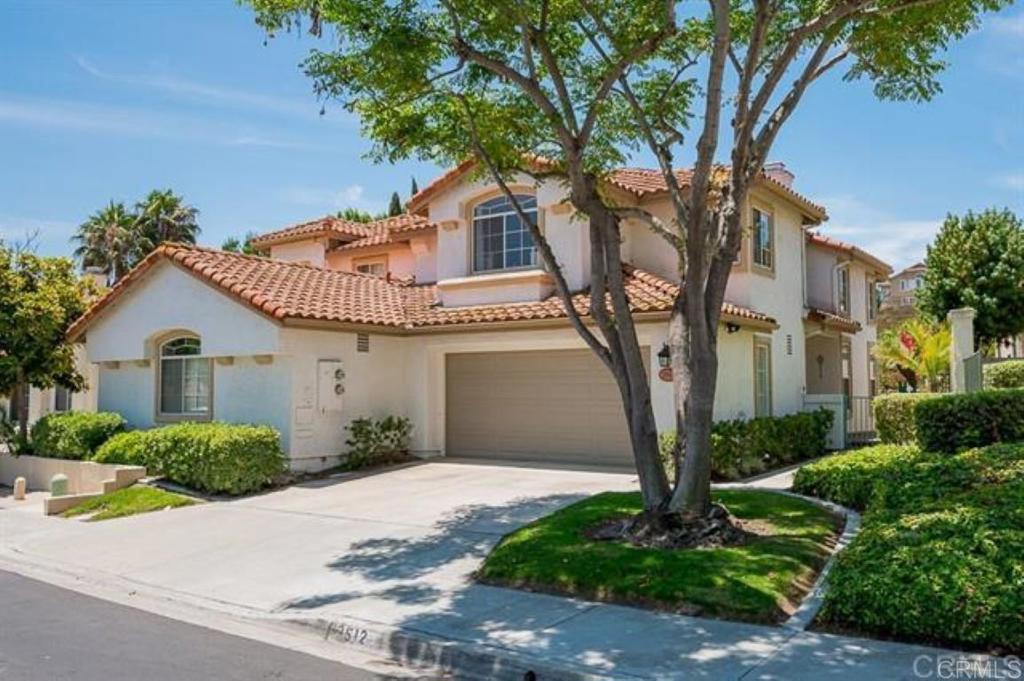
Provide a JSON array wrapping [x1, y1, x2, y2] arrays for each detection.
[[874, 318, 952, 392], [135, 189, 200, 255], [71, 202, 141, 285]]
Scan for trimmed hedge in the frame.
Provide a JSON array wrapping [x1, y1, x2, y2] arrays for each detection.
[[872, 393, 936, 444], [792, 444, 923, 511], [92, 422, 285, 495], [660, 409, 833, 481], [30, 411, 126, 460], [915, 388, 1024, 453], [984, 360, 1024, 389]]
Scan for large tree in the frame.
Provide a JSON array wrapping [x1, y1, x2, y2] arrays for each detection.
[[917, 208, 1024, 348], [0, 244, 92, 440], [246, 0, 1008, 536], [72, 201, 141, 286], [135, 189, 201, 251]]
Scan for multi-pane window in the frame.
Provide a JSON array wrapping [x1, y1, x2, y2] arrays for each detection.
[[473, 194, 538, 272], [354, 258, 387, 276], [752, 208, 774, 269], [837, 266, 851, 315], [159, 337, 211, 417], [754, 340, 772, 417]]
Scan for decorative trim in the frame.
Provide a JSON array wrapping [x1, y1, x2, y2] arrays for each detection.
[[253, 354, 274, 365], [215, 356, 235, 366]]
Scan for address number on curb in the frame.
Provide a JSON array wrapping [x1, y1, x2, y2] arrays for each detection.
[[333, 622, 369, 646]]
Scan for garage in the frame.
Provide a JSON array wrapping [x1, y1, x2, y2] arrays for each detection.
[[445, 348, 644, 467]]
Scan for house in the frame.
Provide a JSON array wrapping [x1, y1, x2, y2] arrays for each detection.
[[878, 261, 926, 329], [64, 163, 889, 471]]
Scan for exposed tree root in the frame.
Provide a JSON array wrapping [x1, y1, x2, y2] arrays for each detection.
[[586, 503, 755, 550]]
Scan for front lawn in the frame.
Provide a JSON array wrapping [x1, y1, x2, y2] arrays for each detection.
[[62, 486, 197, 521], [477, 489, 840, 623]]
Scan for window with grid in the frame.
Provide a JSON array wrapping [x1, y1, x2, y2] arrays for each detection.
[[754, 340, 772, 417], [355, 258, 386, 276], [472, 194, 538, 272], [159, 336, 211, 417], [752, 208, 774, 269]]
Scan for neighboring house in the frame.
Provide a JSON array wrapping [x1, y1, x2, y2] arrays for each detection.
[[66, 163, 888, 471], [804, 234, 893, 441], [878, 261, 926, 329], [0, 349, 99, 430]]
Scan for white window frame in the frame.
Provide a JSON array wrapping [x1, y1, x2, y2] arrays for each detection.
[[751, 207, 774, 271], [836, 265, 851, 316], [753, 338, 773, 418], [157, 336, 213, 421], [471, 194, 539, 273], [354, 255, 388, 277], [53, 385, 72, 412]]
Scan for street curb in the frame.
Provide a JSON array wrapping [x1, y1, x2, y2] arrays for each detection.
[[284, 615, 637, 681]]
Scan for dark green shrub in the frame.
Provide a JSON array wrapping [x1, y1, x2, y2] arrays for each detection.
[[873, 393, 936, 444], [660, 409, 833, 481], [915, 388, 1024, 453], [30, 411, 126, 460], [91, 422, 285, 495], [344, 416, 412, 470], [92, 431, 149, 466], [984, 360, 1024, 389], [792, 444, 923, 511], [820, 481, 1024, 650]]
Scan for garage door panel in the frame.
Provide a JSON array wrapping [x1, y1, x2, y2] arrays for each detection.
[[446, 348, 645, 466]]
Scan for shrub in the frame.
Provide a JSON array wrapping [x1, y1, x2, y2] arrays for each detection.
[[30, 411, 126, 460], [915, 388, 1024, 453], [792, 444, 923, 511], [660, 409, 833, 481], [92, 422, 285, 495], [984, 360, 1024, 389], [344, 416, 412, 470], [820, 481, 1024, 650], [872, 393, 936, 444]]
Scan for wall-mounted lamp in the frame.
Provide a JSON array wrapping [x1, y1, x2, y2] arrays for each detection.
[[658, 343, 671, 368], [725, 322, 741, 334]]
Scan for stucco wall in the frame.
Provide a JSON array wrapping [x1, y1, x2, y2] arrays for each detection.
[[269, 240, 326, 267], [327, 242, 419, 281]]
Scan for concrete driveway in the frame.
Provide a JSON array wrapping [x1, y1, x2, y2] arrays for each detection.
[[2, 459, 635, 624]]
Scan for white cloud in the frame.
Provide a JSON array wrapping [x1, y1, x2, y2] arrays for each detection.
[[992, 172, 1024, 192], [279, 185, 375, 211], [74, 55, 321, 120], [816, 194, 942, 270], [989, 13, 1024, 37], [0, 95, 308, 149]]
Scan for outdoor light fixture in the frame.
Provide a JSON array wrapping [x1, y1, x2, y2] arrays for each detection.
[[658, 343, 671, 368], [726, 322, 741, 334]]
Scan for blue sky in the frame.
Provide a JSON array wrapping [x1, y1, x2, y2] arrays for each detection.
[[1, 0, 1021, 270]]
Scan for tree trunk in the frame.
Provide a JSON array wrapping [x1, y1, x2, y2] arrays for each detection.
[[15, 368, 29, 442]]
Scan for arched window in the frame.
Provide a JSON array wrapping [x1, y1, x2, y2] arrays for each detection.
[[158, 336, 211, 417], [472, 194, 538, 272]]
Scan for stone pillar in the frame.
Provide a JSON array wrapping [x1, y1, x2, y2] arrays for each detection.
[[948, 307, 976, 393]]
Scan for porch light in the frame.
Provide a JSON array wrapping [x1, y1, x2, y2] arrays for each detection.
[[726, 322, 741, 334], [658, 343, 671, 368]]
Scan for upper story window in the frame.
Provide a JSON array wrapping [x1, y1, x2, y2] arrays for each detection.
[[159, 336, 211, 418], [867, 279, 878, 321], [752, 208, 774, 270], [473, 194, 538, 272], [837, 266, 851, 315], [354, 256, 387, 277]]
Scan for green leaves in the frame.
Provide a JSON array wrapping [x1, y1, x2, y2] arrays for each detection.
[[918, 209, 1024, 346]]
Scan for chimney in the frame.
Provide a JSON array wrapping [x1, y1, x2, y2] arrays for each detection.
[[83, 266, 108, 290], [764, 162, 795, 188]]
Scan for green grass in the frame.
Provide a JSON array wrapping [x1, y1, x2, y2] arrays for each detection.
[[477, 489, 840, 623], [62, 486, 196, 521]]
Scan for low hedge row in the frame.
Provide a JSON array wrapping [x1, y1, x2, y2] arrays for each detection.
[[660, 409, 833, 481], [984, 360, 1024, 389], [794, 442, 1024, 651], [30, 412, 127, 460], [872, 393, 936, 444], [94, 422, 285, 495], [915, 388, 1024, 453]]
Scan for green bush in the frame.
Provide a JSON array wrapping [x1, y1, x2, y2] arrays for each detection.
[[660, 409, 833, 481], [30, 411, 126, 460], [820, 480, 1024, 650], [792, 444, 923, 511], [872, 393, 936, 444], [344, 416, 412, 470], [915, 388, 1024, 453], [92, 422, 285, 495], [984, 360, 1024, 389]]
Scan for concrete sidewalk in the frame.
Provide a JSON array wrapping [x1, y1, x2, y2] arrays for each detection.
[[0, 461, 1003, 680]]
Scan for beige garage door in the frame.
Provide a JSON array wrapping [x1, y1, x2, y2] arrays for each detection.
[[446, 348, 642, 467]]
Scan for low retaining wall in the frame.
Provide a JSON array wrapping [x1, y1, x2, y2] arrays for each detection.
[[0, 454, 146, 515]]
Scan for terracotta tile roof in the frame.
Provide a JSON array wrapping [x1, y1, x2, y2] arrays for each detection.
[[68, 244, 776, 339], [408, 159, 476, 213], [250, 216, 373, 248], [807, 232, 893, 274], [806, 307, 862, 333], [331, 214, 436, 253]]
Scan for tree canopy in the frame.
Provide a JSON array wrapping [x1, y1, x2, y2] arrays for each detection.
[[918, 208, 1024, 348]]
